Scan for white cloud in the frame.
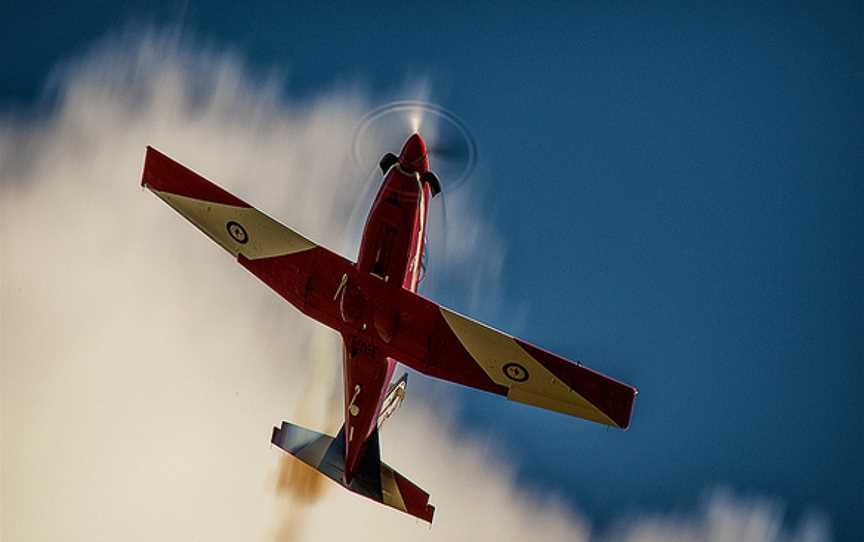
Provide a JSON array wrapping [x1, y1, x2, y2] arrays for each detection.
[[608, 490, 830, 542], [0, 31, 830, 542]]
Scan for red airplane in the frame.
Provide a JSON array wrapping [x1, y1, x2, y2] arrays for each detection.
[[141, 133, 637, 523]]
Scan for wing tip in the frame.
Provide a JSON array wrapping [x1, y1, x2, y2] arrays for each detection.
[[141, 146, 155, 187], [139, 145, 250, 207], [514, 340, 638, 430], [613, 385, 638, 430]]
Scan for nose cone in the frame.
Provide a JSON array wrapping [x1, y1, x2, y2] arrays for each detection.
[[398, 133, 429, 173]]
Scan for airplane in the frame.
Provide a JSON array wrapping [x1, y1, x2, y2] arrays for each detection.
[[140, 132, 637, 523]]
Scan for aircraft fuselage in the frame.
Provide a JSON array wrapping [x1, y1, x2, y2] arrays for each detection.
[[340, 134, 432, 481]]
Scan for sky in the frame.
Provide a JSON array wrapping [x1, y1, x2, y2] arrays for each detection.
[[2, 2, 862, 541]]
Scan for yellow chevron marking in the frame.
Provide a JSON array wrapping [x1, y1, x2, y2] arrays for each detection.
[[150, 189, 315, 260], [439, 307, 617, 426]]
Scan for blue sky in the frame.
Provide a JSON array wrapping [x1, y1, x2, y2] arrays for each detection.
[[3, 2, 861, 540]]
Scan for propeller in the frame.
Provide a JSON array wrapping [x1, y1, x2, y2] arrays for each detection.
[[352, 101, 477, 192], [350, 101, 478, 285], [427, 138, 472, 165]]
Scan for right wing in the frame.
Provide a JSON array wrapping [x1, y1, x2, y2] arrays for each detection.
[[385, 289, 637, 429], [141, 146, 353, 329]]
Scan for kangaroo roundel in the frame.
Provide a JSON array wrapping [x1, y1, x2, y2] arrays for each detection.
[[226, 221, 248, 244], [503, 362, 529, 382]]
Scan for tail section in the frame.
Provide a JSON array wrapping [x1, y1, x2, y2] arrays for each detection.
[[271, 421, 435, 523]]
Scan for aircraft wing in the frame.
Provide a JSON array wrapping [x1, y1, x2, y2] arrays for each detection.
[[141, 146, 353, 330], [388, 289, 637, 429]]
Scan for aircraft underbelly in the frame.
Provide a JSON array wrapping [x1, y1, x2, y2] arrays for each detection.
[[341, 338, 397, 481], [357, 169, 426, 290]]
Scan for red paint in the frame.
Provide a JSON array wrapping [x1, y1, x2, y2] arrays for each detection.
[[398, 133, 429, 174], [142, 147, 249, 207], [394, 471, 435, 522]]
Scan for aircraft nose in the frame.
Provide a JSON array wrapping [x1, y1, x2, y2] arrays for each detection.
[[398, 133, 428, 173]]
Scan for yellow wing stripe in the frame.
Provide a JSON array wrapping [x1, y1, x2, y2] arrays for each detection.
[[150, 189, 315, 260], [439, 307, 617, 426]]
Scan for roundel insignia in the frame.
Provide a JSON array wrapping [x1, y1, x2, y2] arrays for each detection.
[[503, 362, 529, 383], [226, 221, 249, 244]]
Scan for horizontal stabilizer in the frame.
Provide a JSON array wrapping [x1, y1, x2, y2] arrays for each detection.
[[271, 421, 435, 523]]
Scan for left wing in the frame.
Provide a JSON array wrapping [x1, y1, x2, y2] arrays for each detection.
[[382, 288, 638, 429]]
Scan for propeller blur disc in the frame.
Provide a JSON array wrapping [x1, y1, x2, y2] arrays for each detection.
[[351, 101, 477, 192]]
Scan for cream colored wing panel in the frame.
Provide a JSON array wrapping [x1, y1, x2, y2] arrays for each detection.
[[439, 307, 616, 426], [151, 190, 315, 260]]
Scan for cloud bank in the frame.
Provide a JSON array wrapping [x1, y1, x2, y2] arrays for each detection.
[[1, 32, 830, 542]]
